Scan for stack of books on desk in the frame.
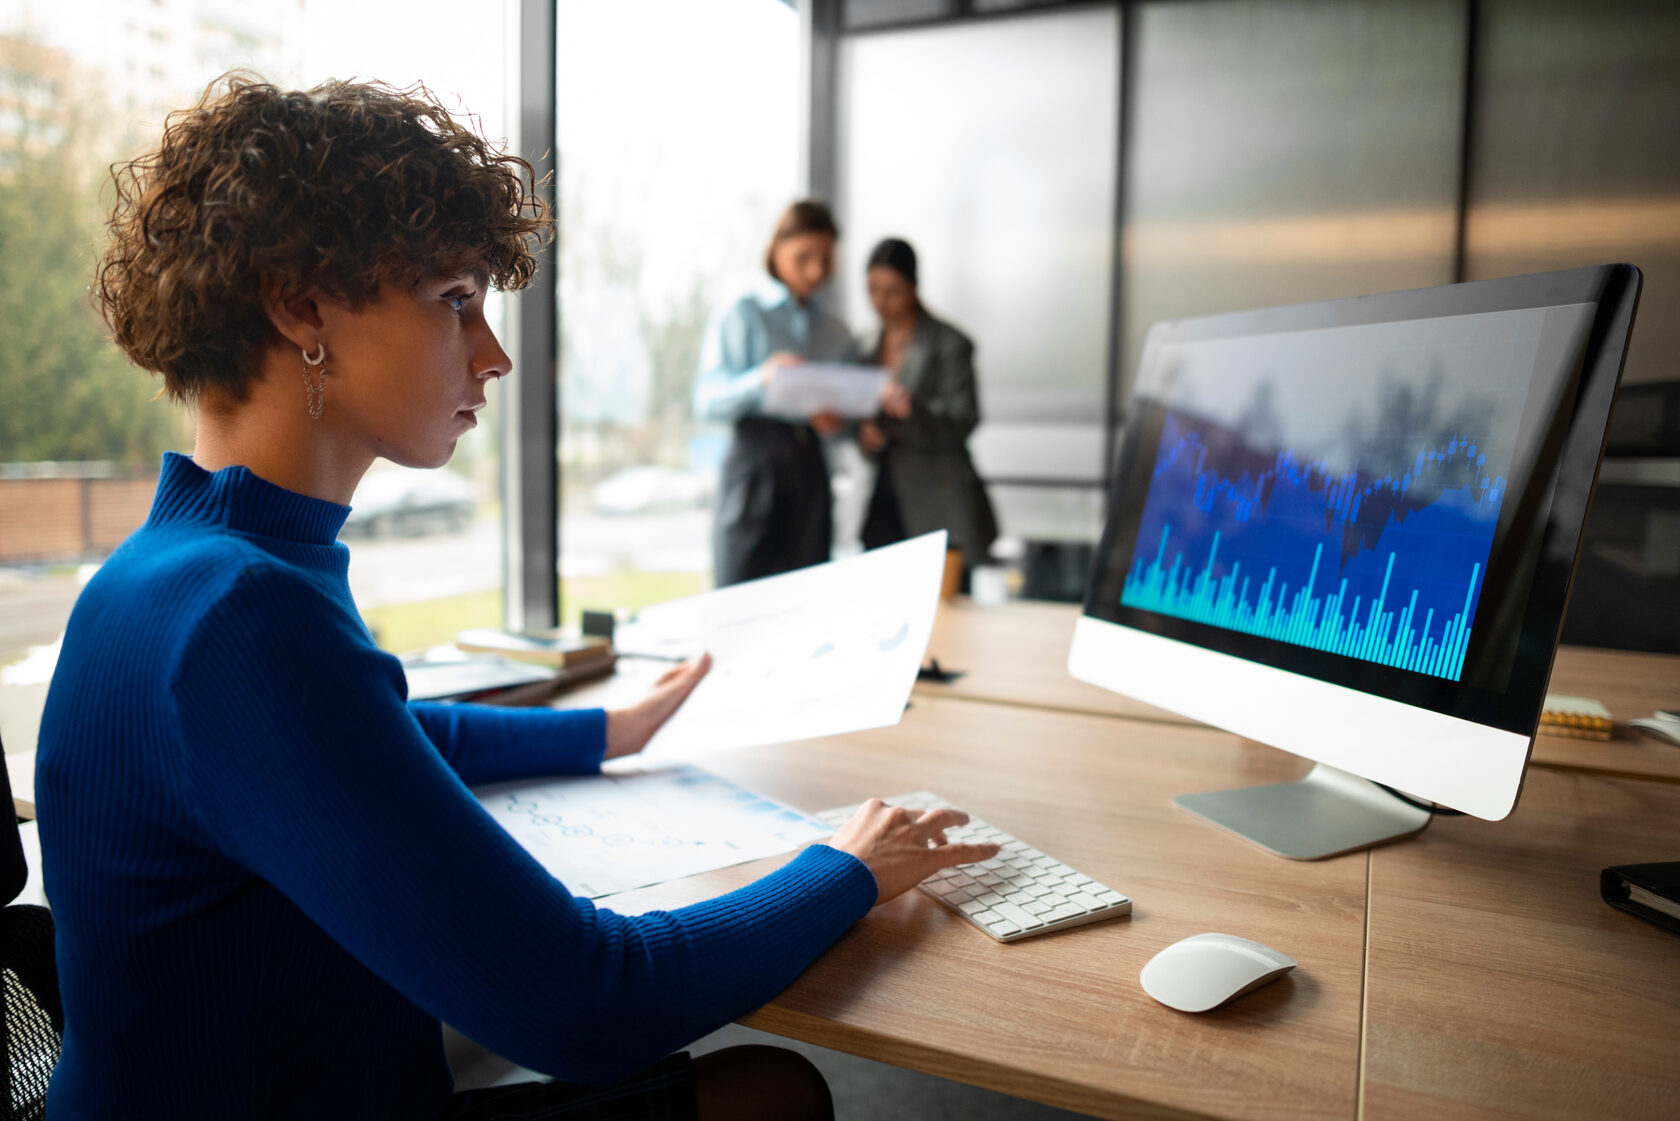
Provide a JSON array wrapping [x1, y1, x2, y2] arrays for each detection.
[[455, 628, 614, 670], [403, 655, 560, 705], [405, 630, 616, 706]]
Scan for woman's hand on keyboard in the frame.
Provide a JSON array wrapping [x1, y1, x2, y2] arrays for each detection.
[[829, 799, 1002, 906]]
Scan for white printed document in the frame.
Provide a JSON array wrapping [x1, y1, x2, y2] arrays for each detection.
[[475, 763, 831, 899], [626, 531, 947, 755], [762, 362, 889, 420]]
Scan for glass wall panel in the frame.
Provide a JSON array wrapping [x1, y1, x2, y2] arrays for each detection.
[[555, 0, 799, 607], [1464, 0, 1680, 388], [1, 0, 516, 758], [1469, 1, 1680, 650], [1123, 0, 1466, 395], [302, 3, 517, 657], [844, 0, 954, 32], [837, 4, 1119, 516], [973, 0, 1084, 13]]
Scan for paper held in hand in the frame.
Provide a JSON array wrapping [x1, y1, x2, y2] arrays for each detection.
[[762, 362, 890, 420], [625, 531, 948, 756]]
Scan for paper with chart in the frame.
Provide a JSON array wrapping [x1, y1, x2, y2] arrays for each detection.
[[475, 763, 831, 899], [637, 531, 947, 755], [762, 362, 889, 420]]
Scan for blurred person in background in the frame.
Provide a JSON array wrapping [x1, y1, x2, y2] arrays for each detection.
[[856, 238, 997, 582], [693, 200, 854, 586]]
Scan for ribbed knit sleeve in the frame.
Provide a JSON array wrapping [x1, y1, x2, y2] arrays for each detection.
[[170, 564, 877, 1084], [407, 700, 607, 785]]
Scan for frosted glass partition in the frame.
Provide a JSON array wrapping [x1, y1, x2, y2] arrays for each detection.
[[1465, 0, 1680, 387], [844, 0, 952, 30], [1123, 0, 1465, 398], [837, 6, 1120, 484]]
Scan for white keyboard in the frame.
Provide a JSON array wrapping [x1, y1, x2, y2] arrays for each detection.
[[816, 791, 1132, 943]]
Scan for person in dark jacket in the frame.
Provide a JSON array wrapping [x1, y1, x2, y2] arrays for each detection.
[[856, 238, 998, 573]]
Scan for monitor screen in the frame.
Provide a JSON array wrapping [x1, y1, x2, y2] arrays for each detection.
[[1071, 265, 1639, 829]]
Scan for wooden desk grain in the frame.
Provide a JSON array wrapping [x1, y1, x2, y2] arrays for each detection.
[[611, 697, 1366, 1121], [918, 599, 1194, 725], [1363, 766, 1680, 1121]]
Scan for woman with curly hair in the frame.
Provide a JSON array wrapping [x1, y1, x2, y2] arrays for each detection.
[[35, 75, 996, 1120]]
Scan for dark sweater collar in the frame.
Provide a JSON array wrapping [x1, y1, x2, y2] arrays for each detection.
[[148, 452, 349, 545]]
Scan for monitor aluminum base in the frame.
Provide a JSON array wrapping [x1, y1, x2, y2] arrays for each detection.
[[1174, 762, 1433, 860]]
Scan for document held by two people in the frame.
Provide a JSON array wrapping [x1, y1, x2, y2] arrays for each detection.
[[762, 362, 891, 421]]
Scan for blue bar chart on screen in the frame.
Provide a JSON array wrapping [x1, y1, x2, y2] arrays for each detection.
[[1118, 312, 1541, 682], [1122, 413, 1507, 679]]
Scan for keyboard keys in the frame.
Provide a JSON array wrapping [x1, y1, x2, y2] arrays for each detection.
[[816, 792, 1133, 943], [991, 901, 1043, 930]]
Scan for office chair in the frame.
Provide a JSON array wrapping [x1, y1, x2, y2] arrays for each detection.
[[2, 734, 60, 1121]]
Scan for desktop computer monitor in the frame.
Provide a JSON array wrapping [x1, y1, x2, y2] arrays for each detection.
[[1069, 264, 1641, 859]]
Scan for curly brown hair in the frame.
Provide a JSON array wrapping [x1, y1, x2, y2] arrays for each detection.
[[96, 73, 551, 402]]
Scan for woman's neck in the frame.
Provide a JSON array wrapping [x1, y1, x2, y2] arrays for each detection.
[[882, 312, 917, 337], [191, 361, 372, 506]]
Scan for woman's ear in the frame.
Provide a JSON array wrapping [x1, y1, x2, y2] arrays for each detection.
[[263, 285, 326, 353]]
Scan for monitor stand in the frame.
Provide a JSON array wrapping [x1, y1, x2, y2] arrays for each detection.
[[1174, 762, 1432, 860]]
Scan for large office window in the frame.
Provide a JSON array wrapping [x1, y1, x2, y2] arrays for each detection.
[[554, 0, 800, 612], [0, 0, 517, 756]]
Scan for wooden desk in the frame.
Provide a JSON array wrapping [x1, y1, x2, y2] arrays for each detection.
[[1364, 765, 1680, 1121], [613, 696, 1368, 1121], [607, 696, 1680, 1120], [16, 648, 1678, 1116], [919, 599, 1193, 725], [918, 600, 1680, 782]]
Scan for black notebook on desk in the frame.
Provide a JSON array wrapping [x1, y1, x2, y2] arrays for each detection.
[[1601, 862, 1680, 936]]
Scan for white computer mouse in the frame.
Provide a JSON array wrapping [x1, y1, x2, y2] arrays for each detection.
[[1139, 932, 1297, 1013]]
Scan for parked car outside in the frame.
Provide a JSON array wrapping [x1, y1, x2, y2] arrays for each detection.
[[344, 466, 478, 538], [590, 466, 715, 516]]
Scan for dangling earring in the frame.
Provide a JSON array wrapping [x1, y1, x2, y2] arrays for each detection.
[[301, 343, 327, 420]]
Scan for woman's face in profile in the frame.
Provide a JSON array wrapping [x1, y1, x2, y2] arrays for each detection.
[[772, 232, 835, 302], [317, 270, 509, 470], [867, 266, 916, 325]]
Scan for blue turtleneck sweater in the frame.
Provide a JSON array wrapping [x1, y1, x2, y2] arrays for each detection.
[[36, 453, 876, 1119]]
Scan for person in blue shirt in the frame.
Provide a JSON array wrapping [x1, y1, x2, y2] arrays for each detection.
[[693, 200, 858, 586], [36, 76, 998, 1121]]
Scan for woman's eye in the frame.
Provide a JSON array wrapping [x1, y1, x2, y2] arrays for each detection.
[[446, 292, 473, 314]]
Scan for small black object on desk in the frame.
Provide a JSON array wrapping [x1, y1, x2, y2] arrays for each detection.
[[917, 658, 965, 684], [1601, 862, 1680, 937]]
